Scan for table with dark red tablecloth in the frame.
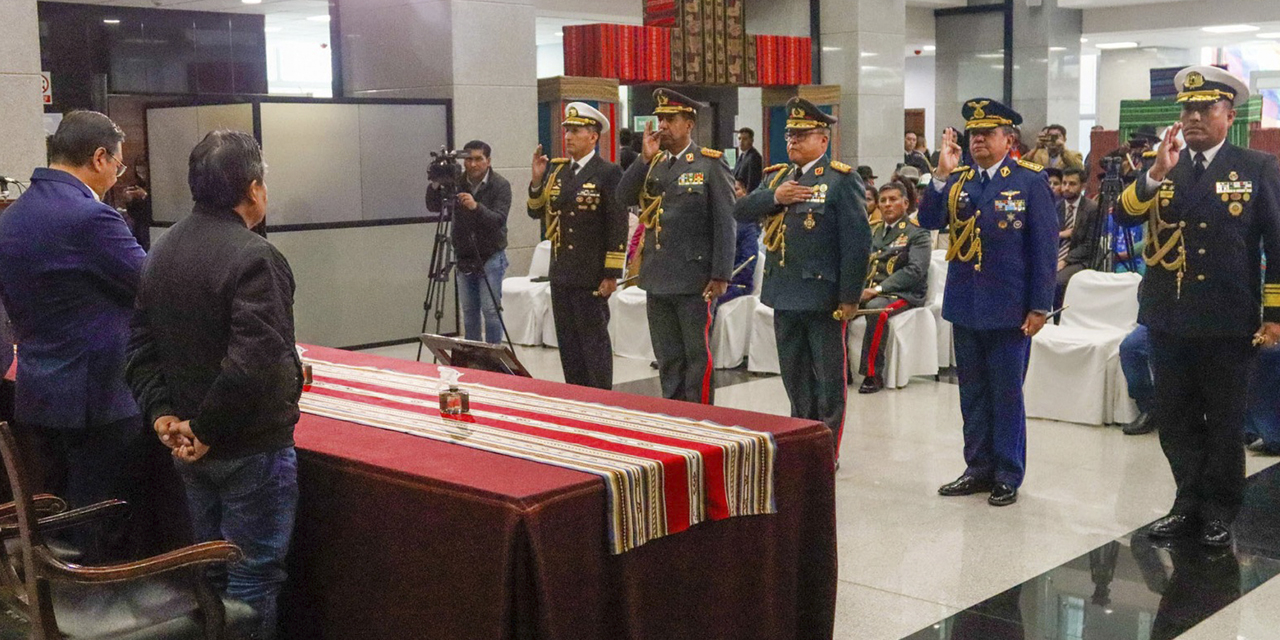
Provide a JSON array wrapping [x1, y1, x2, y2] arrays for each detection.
[[279, 345, 836, 640]]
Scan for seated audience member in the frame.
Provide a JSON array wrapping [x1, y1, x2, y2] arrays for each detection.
[[857, 165, 877, 189], [0, 110, 180, 561], [734, 178, 748, 199], [1109, 215, 1145, 274], [1026, 124, 1084, 170], [720, 218, 760, 305], [1055, 167, 1098, 309], [895, 164, 922, 188], [1245, 344, 1280, 455], [127, 130, 301, 640], [618, 128, 639, 171], [857, 182, 931, 394], [866, 185, 881, 225], [1045, 167, 1065, 202], [1119, 323, 1156, 435]]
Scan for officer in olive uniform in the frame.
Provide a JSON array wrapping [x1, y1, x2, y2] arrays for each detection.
[[1116, 66, 1280, 547], [734, 98, 870, 451], [528, 103, 628, 390], [857, 181, 932, 394], [918, 98, 1058, 507], [616, 88, 736, 404]]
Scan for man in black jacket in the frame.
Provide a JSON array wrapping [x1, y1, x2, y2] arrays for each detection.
[[426, 139, 513, 344], [126, 130, 301, 640], [734, 127, 763, 193]]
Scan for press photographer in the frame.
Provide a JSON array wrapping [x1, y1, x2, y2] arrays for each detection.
[[425, 140, 512, 344]]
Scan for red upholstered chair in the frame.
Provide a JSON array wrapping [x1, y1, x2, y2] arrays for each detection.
[[0, 421, 259, 639]]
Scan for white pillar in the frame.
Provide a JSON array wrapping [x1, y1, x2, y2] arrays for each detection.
[[0, 0, 47, 186]]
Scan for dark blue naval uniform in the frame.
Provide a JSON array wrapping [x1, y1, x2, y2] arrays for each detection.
[[735, 156, 870, 445], [917, 154, 1058, 487]]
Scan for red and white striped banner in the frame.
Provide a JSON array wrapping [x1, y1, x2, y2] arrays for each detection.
[[299, 357, 777, 554]]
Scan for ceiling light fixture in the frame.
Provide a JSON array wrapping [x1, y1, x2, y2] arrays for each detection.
[[1049, 46, 1067, 52], [264, 26, 282, 32], [242, 0, 263, 4], [923, 45, 936, 52], [1095, 42, 1138, 50], [1201, 24, 1258, 34], [1258, 32, 1280, 39], [1080, 37, 1088, 43], [103, 18, 121, 24], [307, 14, 331, 22]]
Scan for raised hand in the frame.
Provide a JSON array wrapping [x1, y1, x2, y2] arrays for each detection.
[[1148, 123, 1183, 183], [641, 120, 662, 162], [531, 144, 550, 186], [935, 127, 963, 177]]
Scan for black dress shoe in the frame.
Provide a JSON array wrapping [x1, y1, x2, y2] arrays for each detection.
[[1122, 412, 1156, 435], [938, 475, 993, 497], [858, 375, 884, 394], [1147, 514, 1197, 539], [988, 483, 1018, 506], [1200, 520, 1232, 548]]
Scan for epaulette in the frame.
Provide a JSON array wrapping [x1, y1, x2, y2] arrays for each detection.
[[951, 165, 970, 174], [1016, 158, 1044, 172], [829, 160, 853, 174], [1142, 150, 1157, 158], [550, 157, 571, 164], [764, 163, 788, 173], [700, 147, 723, 159]]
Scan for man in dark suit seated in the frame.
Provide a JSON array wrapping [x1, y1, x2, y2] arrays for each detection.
[[0, 111, 170, 560], [1055, 166, 1100, 309]]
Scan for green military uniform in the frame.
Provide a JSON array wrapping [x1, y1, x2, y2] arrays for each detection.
[[858, 217, 932, 390], [528, 102, 627, 390], [733, 98, 870, 448], [1116, 66, 1280, 543], [615, 89, 736, 404]]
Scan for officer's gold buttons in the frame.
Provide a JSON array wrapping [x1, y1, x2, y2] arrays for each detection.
[[1199, 222, 1208, 229], [1179, 221, 1186, 228], [1198, 248, 1206, 255], [1197, 274, 1206, 281], [568, 244, 574, 250]]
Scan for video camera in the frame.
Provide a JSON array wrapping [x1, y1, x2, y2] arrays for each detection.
[[427, 146, 468, 203]]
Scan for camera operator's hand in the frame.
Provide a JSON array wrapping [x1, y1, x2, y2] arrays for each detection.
[[531, 144, 550, 187], [457, 193, 478, 211], [641, 120, 662, 163], [1149, 123, 1183, 183]]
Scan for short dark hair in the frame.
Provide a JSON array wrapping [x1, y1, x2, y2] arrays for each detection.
[[188, 130, 265, 209], [463, 140, 491, 158], [48, 111, 125, 167], [1062, 166, 1086, 182], [619, 128, 633, 145], [738, 127, 754, 139], [1045, 167, 1064, 181], [1046, 124, 1068, 137], [879, 180, 916, 209]]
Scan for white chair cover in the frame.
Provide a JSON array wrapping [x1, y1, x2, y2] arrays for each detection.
[[747, 303, 779, 374], [608, 286, 655, 361], [500, 240, 553, 346], [928, 250, 953, 368], [711, 247, 766, 369], [1025, 270, 1142, 425], [847, 307, 939, 389]]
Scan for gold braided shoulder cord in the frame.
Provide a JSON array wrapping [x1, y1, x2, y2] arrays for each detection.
[[1142, 203, 1188, 298], [885, 255, 899, 276], [761, 165, 796, 267], [636, 153, 668, 244], [943, 172, 983, 270], [529, 163, 567, 256]]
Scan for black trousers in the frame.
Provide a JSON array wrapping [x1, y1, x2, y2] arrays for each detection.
[[647, 293, 715, 404], [551, 285, 613, 390], [1150, 330, 1256, 523], [775, 309, 848, 448], [858, 297, 912, 378]]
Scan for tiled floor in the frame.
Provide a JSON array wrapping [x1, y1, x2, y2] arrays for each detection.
[[358, 341, 1280, 640]]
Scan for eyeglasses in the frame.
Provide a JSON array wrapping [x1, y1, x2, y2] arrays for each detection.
[[103, 150, 127, 178], [784, 130, 824, 142]]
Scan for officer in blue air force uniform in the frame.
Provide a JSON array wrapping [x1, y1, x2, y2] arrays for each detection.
[[917, 98, 1058, 507], [733, 98, 870, 454], [1116, 66, 1280, 548]]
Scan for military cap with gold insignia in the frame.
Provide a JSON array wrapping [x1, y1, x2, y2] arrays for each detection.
[[1174, 65, 1249, 107], [653, 88, 707, 116], [785, 97, 837, 130], [561, 101, 610, 134], [961, 97, 1022, 130]]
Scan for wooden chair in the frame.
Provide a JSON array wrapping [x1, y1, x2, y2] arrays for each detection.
[[0, 421, 259, 639]]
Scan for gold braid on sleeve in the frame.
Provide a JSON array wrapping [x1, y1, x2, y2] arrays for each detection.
[[528, 163, 567, 256], [1142, 201, 1188, 298], [760, 165, 797, 267], [944, 171, 982, 270]]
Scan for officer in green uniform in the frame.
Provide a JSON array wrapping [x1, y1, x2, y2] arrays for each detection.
[[616, 89, 736, 404], [857, 181, 932, 394], [734, 98, 871, 453], [1116, 66, 1280, 547], [528, 102, 628, 390]]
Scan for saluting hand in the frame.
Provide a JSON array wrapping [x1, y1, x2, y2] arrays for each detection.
[[1149, 123, 1183, 183], [935, 128, 963, 177], [641, 120, 662, 163], [531, 144, 550, 186], [774, 181, 814, 205]]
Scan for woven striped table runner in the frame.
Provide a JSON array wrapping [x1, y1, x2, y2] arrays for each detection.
[[299, 357, 777, 554]]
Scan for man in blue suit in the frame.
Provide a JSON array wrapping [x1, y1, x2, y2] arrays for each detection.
[[0, 111, 153, 557], [917, 99, 1058, 506]]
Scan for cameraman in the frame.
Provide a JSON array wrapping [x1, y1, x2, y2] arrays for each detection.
[[425, 140, 512, 344], [1026, 124, 1083, 170]]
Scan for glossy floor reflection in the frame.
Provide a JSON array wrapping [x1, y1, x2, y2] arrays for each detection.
[[356, 341, 1280, 640]]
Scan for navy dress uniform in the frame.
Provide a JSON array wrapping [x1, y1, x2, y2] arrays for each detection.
[[917, 99, 1058, 499], [734, 98, 870, 446], [528, 103, 628, 390], [616, 89, 736, 404], [858, 217, 932, 391], [1116, 66, 1280, 541]]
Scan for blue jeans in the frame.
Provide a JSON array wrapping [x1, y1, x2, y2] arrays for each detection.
[[175, 447, 298, 640], [457, 250, 507, 344], [1246, 345, 1280, 449], [1120, 324, 1154, 414]]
